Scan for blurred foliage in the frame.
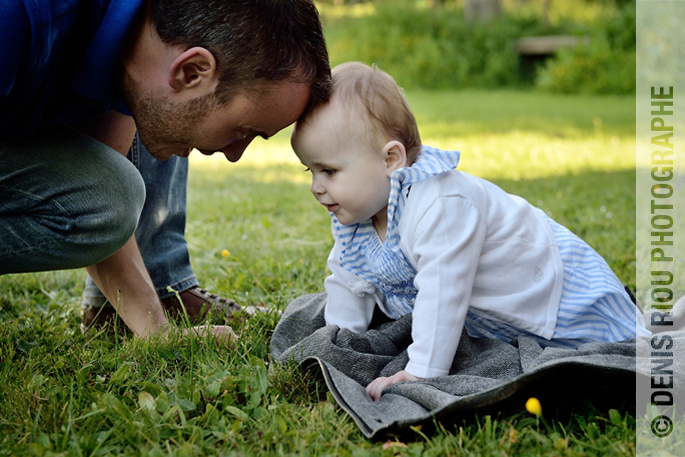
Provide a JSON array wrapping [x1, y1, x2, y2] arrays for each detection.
[[317, 0, 636, 94], [536, 2, 636, 94]]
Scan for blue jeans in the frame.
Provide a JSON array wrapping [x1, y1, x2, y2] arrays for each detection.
[[0, 127, 145, 273], [82, 132, 198, 307]]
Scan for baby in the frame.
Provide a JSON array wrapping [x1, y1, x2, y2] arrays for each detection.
[[290, 61, 648, 401]]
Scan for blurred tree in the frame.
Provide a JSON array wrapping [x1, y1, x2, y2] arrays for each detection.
[[542, 0, 551, 26], [465, 0, 501, 23]]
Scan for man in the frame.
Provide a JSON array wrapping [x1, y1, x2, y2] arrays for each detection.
[[81, 134, 241, 328], [0, 0, 331, 338]]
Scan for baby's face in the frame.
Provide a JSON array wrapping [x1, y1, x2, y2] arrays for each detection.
[[291, 101, 392, 227]]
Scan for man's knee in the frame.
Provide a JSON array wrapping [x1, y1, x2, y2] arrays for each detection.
[[74, 154, 146, 262], [0, 128, 147, 272]]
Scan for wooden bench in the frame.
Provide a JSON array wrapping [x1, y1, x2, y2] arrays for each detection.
[[514, 35, 590, 80], [514, 35, 589, 56]]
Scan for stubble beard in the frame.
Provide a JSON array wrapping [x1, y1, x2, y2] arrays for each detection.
[[120, 76, 218, 160]]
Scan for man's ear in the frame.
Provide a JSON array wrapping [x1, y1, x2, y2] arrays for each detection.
[[168, 47, 217, 93], [382, 140, 407, 176]]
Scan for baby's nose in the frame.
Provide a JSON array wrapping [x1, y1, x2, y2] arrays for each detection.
[[310, 179, 324, 196]]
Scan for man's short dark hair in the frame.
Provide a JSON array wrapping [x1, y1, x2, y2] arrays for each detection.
[[149, 0, 331, 108]]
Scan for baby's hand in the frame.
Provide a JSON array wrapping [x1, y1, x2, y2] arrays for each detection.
[[366, 370, 419, 401]]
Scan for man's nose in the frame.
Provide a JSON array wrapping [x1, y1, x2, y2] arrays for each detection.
[[221, 137, 254, 162]]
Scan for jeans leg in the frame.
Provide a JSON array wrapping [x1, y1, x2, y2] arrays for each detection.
[[0, 127, 145, 274], [83, 132, 197, 307]]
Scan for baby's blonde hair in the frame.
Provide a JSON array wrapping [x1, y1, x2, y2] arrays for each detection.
[[301, 61, 422, 164]]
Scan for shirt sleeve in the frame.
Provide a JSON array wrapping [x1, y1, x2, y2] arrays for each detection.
[[323, 237, 379, 334], [0, 0, 30, 98], [404, 195, 487, 378]]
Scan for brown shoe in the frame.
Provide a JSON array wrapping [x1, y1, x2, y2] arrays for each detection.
[[161, 286, 242, 323], [82, 303, 120, 329], [82, 286, 243, 328]]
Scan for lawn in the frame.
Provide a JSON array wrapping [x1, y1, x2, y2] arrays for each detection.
[[0, 90, 639, 455]]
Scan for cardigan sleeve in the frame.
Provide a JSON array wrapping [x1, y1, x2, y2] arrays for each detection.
[[404, 194, 487, 378], [323, 238, 379, 334]]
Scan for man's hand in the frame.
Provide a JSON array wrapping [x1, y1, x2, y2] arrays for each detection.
[[366, 370, 420, 401], [86, 236, 169, 337], [182, 325, 238, 345]]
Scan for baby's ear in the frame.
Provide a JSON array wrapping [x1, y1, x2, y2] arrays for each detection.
[[383, 140, 407, 176]]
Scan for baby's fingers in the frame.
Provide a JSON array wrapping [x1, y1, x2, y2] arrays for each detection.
[[366, 377, 393, 401], [366, 371, 421, 401]]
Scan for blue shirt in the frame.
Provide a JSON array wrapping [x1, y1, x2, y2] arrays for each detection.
[[0, 0, 144, 139]]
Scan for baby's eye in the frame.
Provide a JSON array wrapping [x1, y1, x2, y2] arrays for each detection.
[[303, 167, 312, 173], [322, 168, 336, 176]]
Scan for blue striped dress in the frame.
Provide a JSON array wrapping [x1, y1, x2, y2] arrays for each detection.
[[464, 217, 650, 348], [332, 145, 649, 348]]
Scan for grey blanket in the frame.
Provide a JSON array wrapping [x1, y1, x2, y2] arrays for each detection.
[[270, 293, 685, 438]]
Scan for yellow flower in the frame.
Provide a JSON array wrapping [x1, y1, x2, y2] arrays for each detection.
[[526, 397, 542, 417], [221, 249, 230, 258]]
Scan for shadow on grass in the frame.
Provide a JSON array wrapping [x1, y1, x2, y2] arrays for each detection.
[[408, 90, 636, 139]]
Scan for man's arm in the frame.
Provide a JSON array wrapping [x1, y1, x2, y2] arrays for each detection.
[[76, 110, 169, 337], [86, 236, 169, 337], [71, 109, 136, 156], [75, 111, 236, 342]]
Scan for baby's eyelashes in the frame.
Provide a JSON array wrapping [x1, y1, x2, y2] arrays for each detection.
[[302, 166, 336, 177]]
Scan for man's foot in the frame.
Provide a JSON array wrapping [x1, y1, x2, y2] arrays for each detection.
[[161, 286, 244, 322], [82, 304, 119, 329], [82, 286, 246, 329]]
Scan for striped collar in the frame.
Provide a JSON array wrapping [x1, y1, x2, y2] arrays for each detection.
[[331, 146, 460, 317]]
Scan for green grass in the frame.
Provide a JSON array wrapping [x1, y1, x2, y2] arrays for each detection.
[[1, 90, 639, 455]]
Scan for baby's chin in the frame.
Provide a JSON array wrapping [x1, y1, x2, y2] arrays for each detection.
[[334, 214, 368, 227]]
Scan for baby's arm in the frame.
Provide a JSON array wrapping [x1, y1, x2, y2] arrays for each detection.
[[324, 239, 378, 333], [407, 195, 485, 377], [367, 195, 486, 400]]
